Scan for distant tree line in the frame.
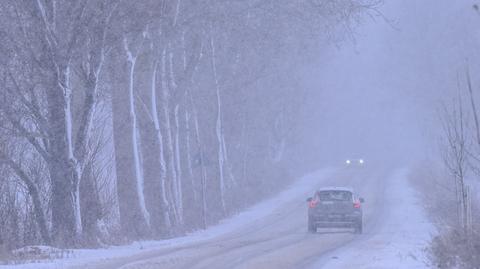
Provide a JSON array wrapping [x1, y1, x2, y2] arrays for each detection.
[[0, 0, 378, 248]]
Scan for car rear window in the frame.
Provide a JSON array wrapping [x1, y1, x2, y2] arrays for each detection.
[[317, 191, 352, 201]]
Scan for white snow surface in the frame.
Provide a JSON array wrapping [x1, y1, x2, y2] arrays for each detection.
[[1, 168, 335, 269], [311, 168, 434, 269]]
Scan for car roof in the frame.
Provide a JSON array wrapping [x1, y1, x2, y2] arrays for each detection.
[[316, 187, 354, 193]]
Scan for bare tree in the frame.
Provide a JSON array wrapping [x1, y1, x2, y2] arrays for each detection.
[[441, 96, 471, 233]]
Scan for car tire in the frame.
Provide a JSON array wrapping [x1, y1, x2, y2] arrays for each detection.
[[308, 217, 316, 233]]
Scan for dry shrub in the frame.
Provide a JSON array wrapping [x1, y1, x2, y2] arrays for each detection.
[[409, 161, 480, 269], [430, 229, 480, 269]]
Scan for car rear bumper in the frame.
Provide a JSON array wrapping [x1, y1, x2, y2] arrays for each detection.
[[314, 221, 358, 228], [310, 214, 361, 228]]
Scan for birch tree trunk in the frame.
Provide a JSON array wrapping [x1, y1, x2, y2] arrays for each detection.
[[210, 36, 227, 213], [112, 39, 151, 238], [190, 93, 208, 228], [161, 47, 181, 227], [169, 47, 184, 226], [43, 61, 84, 245], [174, 104, 184, 225], [142, 58, 173, 236]]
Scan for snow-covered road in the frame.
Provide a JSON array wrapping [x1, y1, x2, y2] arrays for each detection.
[[308, 169, 433, 269], [8, 167, 432, 269]]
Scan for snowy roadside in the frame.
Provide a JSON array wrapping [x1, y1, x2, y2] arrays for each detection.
[[0, 168, 334, 269], [310, 168, 434, 269]]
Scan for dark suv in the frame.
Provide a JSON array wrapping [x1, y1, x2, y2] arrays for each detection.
[[306, 187, 364, 234]]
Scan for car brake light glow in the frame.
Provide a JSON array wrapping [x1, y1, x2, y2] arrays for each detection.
[[353, 201, 361, 208], [309, 200, 319, 208]]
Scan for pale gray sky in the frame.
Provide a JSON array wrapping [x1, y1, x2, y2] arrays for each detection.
[[297, 0, 480, 166]]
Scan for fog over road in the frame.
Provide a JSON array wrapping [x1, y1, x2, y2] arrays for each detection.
[[68, 166, 402, 269], [298, 0, 480, 167]]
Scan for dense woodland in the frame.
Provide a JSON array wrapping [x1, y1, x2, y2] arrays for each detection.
[[0, 0, 378, 248]]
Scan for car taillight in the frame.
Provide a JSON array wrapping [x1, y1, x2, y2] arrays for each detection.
[[353, 201, 361, 208], [309, 200, 318, 208]]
